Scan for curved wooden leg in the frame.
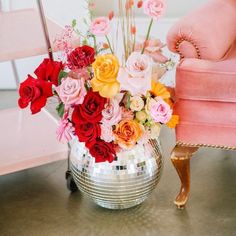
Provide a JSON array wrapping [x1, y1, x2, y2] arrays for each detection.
[[171, 145, 198, 209]]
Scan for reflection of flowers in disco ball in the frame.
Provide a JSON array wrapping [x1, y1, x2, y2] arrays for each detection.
[[70, 138, 163, 210]]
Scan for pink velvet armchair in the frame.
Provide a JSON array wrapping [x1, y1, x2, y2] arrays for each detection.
[[167, 0, 236, 208]]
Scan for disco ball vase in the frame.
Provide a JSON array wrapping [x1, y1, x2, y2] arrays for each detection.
[[69, 138, 163, 210]]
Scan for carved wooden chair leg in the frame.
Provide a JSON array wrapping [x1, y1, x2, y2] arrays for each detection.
[[171, 145, 198, 209]]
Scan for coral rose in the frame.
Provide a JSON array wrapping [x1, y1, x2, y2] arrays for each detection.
[[143, 0, 166, 19], [91, 54, 120, 98], [114, 120, 143, 149]]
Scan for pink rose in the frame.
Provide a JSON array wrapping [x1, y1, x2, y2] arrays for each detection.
[[90, 17, 110, 36], [102, 98, 122, 125], [117, 52, 153, 96], [150, 99, 172, 124], [126, 52, 152, 78], [55, 77, 87, 108], [101, 123, 115, 143], [143, 0, 166, 19], [118, 68, 147, 95], [56, 113, 74, 143]]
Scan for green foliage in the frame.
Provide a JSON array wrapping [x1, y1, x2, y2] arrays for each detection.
[[72, 19, 77, 28], [126, 93, 131, 109], [56, 103, 65, 118], [58, 71, 69, 85]]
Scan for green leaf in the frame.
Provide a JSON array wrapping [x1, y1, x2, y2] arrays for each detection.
[[72, 19, 77, 28], [82, 38, 88, 46], [56, 103, 65, 118], [85, 80, 90, 92], [58, 71, 68, 85], [126, 93, 131, 109]]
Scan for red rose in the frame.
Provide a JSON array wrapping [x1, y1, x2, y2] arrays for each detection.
[[34, 58, 63, 86], [75, 121, 101, 143], [18, 75, 53, 114], [86, 139, 116, 163], [67, 45, 95, 69], [72, 91, 107, 124]]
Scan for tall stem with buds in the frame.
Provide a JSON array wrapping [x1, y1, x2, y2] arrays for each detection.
[[141, 18, 153, 54]]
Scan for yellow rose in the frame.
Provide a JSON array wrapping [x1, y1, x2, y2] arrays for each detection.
[[91, 54, 120, 98], [114, 120, 143, 149]]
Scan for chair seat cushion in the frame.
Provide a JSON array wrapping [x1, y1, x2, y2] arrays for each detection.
[[176, 43, 236, 102], [174, 100, 236, 148]]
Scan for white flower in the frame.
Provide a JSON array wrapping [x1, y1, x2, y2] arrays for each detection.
[[150, 123, 161, 139], [117, 52, 153, 96], [130, 96, 145, 111]]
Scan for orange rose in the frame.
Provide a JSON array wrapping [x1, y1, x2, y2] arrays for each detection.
[[114, 120, 143, 148]]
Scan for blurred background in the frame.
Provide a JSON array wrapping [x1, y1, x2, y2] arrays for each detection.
[[94, 0, 207, 17], [0, 0, 207, 89]]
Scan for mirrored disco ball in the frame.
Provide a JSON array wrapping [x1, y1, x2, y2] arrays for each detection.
[[70, 138, 163, 210]]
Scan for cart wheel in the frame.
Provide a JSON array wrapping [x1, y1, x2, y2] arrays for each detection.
[[66, 170, 78, 192]]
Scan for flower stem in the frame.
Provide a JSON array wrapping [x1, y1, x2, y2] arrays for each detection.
[[141, 18, 153, 54], [92, 35, 97, 54], [105, 35, 114, 54]]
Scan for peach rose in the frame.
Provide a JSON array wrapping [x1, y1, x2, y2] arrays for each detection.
[[114, 120, 143, 149], [90, 17, 110, 36], [143, 0, 166, 19]]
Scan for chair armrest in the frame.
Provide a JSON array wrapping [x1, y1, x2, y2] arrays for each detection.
[[167, 0, 236, 60]]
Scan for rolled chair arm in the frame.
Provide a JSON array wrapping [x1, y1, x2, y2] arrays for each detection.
[[167, 0, 236, 60]]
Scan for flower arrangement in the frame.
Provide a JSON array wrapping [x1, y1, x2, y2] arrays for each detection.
[[18, 0, 178, 163]]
